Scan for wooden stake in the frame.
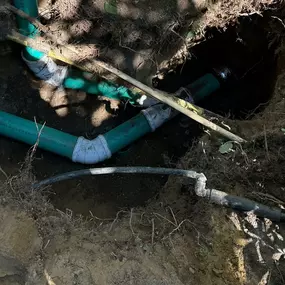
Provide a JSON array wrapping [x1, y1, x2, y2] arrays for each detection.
[[6, 6, 246, 143]]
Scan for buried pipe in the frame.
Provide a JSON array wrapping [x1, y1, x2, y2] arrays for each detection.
[[13, 0, 45, 61], [7, 6, 246, 143], [13, 0, 68, 86], [33, 166, 285, 222], [7, 3, 221, 107], [0, 74, 220, 164], [8, 30, 246, 142], [12, 0, 145, 104], [0, 111, 78, 159]]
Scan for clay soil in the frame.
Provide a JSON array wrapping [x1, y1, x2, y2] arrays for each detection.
[[0, 1, 285, 285], [37, 0, 276, 84]]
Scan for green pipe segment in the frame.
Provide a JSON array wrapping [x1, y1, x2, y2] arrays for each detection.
[[63, 71, 141, 103], [13, 0, 45, 61], [104, 113, 151, 153], [13, 0, 142, 101], [188, 73, 220, 102], [0, 111, 77, 158], [13, 0, 38, 36], [23, 47, 45, 61], [63, 72, 141, 103], [103, 73, 221, 154]]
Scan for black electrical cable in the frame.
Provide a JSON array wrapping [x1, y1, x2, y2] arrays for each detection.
[[33, 166, 285, 222], [33, 167, 203, 189]]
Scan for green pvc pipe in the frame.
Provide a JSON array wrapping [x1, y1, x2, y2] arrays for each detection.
[[103, 73, 220, 154], [0, 111, 77, 158], [188, 73, 220, 102], [23, 47, 45, 61], [64, 72, 220, 105], [13, 0, 38, 36], [104, 113, 151, 153], [13, 0, 45, 61], [63, 75, 140, 103], [0, 73, 221, 163]]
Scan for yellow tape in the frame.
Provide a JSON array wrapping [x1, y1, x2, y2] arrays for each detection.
[[8, 32, 204, 116], [48, 50, 75, 66], [176, 98, 203, 115]]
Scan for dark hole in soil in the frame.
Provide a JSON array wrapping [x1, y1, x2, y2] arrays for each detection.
[[155, 14, 278, 120], [43, 15, 278, 217], [0, 45, 195, 218], [0, 14, 278, 219]]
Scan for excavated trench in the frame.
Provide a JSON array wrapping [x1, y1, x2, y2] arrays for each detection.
[[0, 14, 278, 218], [156, 14, 277, 119]]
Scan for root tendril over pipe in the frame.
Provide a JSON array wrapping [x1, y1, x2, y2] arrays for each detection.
[[33, 167, 285, 222]]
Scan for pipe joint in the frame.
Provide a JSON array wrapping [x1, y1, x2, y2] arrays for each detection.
[[141, 104, 175, 131], [195, 173, 207, 197], [72, 135, 112, 164], [22, 53, 68, 86]]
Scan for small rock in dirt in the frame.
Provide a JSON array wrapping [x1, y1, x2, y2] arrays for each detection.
[[39, 83, 57, 103]]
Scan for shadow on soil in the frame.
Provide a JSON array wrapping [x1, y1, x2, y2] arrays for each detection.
[[0, 11, 278, 218]]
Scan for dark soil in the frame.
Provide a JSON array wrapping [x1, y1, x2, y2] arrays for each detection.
[[39, 0, 276, 84], [156, 14, 278, 119], [0, 12, 280, 219], [0, 46, 195, 218], [0, 3, 284, 285]]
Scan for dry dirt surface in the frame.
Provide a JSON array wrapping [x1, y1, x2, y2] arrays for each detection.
[[0, 0, 15, 41], [0, 1, 285, 285], [0, 68, 284, 284], [38, 0, 276, 84]]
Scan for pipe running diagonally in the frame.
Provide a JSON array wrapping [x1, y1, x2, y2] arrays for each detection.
[[12, 0, 149, 104], [0, 73, 221, 164], [0, 72, 221, 164]]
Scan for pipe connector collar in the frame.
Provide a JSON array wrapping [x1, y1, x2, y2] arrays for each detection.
[[195, 173, 207, 197], [72, 135, 112, 164], [141, 104, 175, 131], [22, 53, 68, 87]]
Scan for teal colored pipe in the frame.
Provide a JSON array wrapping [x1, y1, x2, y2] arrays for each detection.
[[0, 73, 221, 164], [188, 73, 220, 102], [13, 0, 141, 101], [0, 111, 77, 158], [13, 0, 45, 61], [63, 72, 220, 104], [0, 110, 150, 162], [102, 73, 221, 154], [23, 47, 45, 61], [63, 75, 140, 103], [104, 113, 151, 153], [13, 0, 38, 36]]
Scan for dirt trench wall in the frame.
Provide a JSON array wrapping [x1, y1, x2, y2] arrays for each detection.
[[39, 0, 276, 84], [0, 1, 284, 284], [0, 0, 15, 41]]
